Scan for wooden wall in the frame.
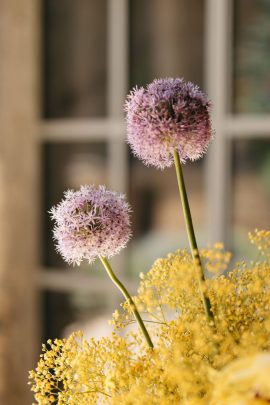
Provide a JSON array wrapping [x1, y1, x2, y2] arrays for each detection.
[[0, 1, 40, 403]]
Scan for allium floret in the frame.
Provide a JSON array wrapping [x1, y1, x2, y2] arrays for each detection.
[[50, 185, 131, 265], [125, 77, 213, 169]]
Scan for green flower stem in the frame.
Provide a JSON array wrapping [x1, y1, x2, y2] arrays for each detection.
[[99, 256, 154, 348], [173, 149, 215, 324]]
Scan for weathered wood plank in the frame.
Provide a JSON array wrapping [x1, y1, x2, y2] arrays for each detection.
[[0, 1, 40, 403]]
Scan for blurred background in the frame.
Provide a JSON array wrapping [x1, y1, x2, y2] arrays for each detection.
[[0, 0, 270, 403]]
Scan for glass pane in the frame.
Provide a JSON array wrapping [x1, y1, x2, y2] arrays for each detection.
[[234, 0, 270, 113], [129, 0, 204, 88], [232, 139, 270, 258], [128, 154, 207, 276], [42, 142, 108, 270], [43, 291, 113, 340], [43, 0, 107, 118]]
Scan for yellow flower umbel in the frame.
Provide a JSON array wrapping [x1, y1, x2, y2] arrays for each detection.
[[249, 229, 270, 260], [30, 231, 270, 404], [210, 353, 270, 404]]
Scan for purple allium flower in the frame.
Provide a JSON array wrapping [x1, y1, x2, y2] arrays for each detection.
[[125, 78, 213, 169], [50, 185, 131, 265]]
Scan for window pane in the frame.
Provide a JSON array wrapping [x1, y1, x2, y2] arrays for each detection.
[[128, 154, 207, 276], [232, 139, 270, 258], [42, 142, 107, 269], [234, 0, 270, 113], [129, 0, 204, 88], [43, 291, 113, 340], [128, 0, 206, 275], [43, 0, 107, 118]]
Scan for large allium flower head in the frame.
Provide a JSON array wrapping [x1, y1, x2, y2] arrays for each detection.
[[125, 77, 213, 169], [50, 185, 131, 265]]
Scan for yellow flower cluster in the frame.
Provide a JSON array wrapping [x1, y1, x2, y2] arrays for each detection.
[[210, 353, 270, 404], [249, 229, 270, 260], [30, 231, 270, 404]]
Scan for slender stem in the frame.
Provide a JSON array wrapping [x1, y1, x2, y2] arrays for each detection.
[[173, 149, 215, 323], [99, 256, 154, 348]]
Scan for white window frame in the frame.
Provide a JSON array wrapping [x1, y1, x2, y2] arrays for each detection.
[[38, 0, 270, 295], [205, 0, 270, 245]]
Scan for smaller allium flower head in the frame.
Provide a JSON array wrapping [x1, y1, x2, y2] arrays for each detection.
[[125, 78, 213, 169], [50, 185, 131, 265]]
